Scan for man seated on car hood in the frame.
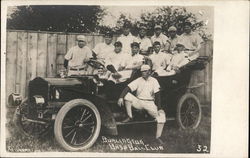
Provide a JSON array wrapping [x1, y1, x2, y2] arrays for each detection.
[[118, 64, 166, 144]]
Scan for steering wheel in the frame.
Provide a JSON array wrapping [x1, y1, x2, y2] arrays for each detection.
[[87, 59, 105, 69]]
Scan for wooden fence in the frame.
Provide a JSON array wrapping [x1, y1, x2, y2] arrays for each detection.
[[5, 30, 213, 104]]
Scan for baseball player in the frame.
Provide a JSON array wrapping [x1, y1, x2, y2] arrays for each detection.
[[92, 32, 114, 64], [64, 35, 92, 76], [118, 64, 166, 144], [151, 25, 169, 49], [165, 26, 180, 53], [117, 22, 136, 55], [135, 24, 152, 55], [149, 41, 172, 75]]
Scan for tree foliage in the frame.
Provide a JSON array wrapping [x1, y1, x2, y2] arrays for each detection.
[[103, 6, 211, 40], [7, 5, 106, 33]]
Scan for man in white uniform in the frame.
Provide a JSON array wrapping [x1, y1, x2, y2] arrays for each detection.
[[166, 41, 190, 73], [92, 32, 114, 64], [149, 41, 172, 75], [165, 26, 180, 54], [151, 25, 169, 49], [124, 42, 144, 70], [117, 22, 136, 54], [135, 24, 152, 55], [105, 41, 130, 83], [118, 65, 166, 144], [178, 22, 203, 60], [64, 35, 92, 76]]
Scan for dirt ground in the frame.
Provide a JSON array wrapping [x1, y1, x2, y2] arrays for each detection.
[[5, 105, 211, 153]]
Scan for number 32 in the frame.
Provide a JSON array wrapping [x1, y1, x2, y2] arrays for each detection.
[[196, 144, 209, 153]]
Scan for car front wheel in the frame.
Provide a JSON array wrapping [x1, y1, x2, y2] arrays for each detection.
[[54, 99, 101, 151]]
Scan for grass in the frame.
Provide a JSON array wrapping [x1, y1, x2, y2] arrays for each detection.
[[5, 105, 211, 153]]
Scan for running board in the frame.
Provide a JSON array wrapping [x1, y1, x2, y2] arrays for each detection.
[[116, 117, 175, 126]]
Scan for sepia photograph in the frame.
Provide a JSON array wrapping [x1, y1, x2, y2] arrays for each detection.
[[1, 0, 248, 157]]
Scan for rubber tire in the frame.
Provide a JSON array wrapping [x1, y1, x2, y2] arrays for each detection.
[[13, 98, 30, 137], [54, 99, 101, 151], [176, 93, 202, 129], [13, 98, 51, 137]]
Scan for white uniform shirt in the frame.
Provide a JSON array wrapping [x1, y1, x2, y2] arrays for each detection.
[[168, 51, 190, 68], [128, 76, 160, 100], [64, 45, 92, 67], [135, 36, 152, 52], [178, 32, 203, 51], [166, 35, 180, 53], [149, 51, 172, 71], [92, 42, 114, 61], [117, 33, 136, 54], [105, 51, 130, 70], [125, 53, 144, 69], [151, 33, 169, 48]]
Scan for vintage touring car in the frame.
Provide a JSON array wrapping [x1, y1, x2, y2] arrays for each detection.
[[10, 56, 210, 151]]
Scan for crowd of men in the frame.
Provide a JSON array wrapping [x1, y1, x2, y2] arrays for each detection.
[[63, 21, 203, 144], [64, 21, 202, 77]]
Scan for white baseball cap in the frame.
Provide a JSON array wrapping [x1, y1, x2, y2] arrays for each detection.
[[140, 65, 150, 71], [77, 35, 86, 41], [168, 26, 177, 32]]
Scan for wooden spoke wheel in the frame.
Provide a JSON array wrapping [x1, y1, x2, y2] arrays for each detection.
[[176, 93, 202, 129], [54, 99, 101, 151], [13, 98, 51, 137]]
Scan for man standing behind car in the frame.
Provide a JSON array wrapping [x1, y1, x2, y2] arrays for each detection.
[[178, 22, 203, 59], [165, 26, 180, 54], [64, 35, 92, 76], [117, 22, 136, 55], [92, 32, 114, 64], [151, 25, 169, 50], [118, 65, 166, 144], [135, 24, 152, 55]]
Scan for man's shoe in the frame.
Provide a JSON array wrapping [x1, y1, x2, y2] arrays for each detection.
[[121, 117, 133, 123], [156, 137, 164, 145]]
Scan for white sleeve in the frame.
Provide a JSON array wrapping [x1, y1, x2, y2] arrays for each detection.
[[65, 47, 73, 60], [195, 34, 203, 50], [85, 47, 93, 61], [162, 35, 169, 46], [165, 53, 172, 65], [117, 37, 121, 42], [128, 78, 139, 92], [153, 79, 160, 93], [147, 38, 152, 48], [92, 43, 100, 55]]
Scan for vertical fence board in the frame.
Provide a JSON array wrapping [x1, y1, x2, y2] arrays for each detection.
[[26, 33, 38, 95], [16, 32, 28, 97], [37, 33, 48, 77], [94, 35, 104, 46], [6, 31, 18, 98], [47, 33, 57, 77], [67, 34, 76, 52], [85, 35, 94, 49], [56, 34, 67, 72], [205, 40, 213, 104]]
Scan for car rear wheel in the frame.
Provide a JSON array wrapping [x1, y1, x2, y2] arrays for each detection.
[[13, 98, 51, 137], [176, 93, 202, 129], [54, 99, 101, 151]]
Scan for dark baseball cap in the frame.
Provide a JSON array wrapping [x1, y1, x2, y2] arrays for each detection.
[[114, 41, 122, 47], [104, 31, 113, 38], [130, 42, 140, 48]]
